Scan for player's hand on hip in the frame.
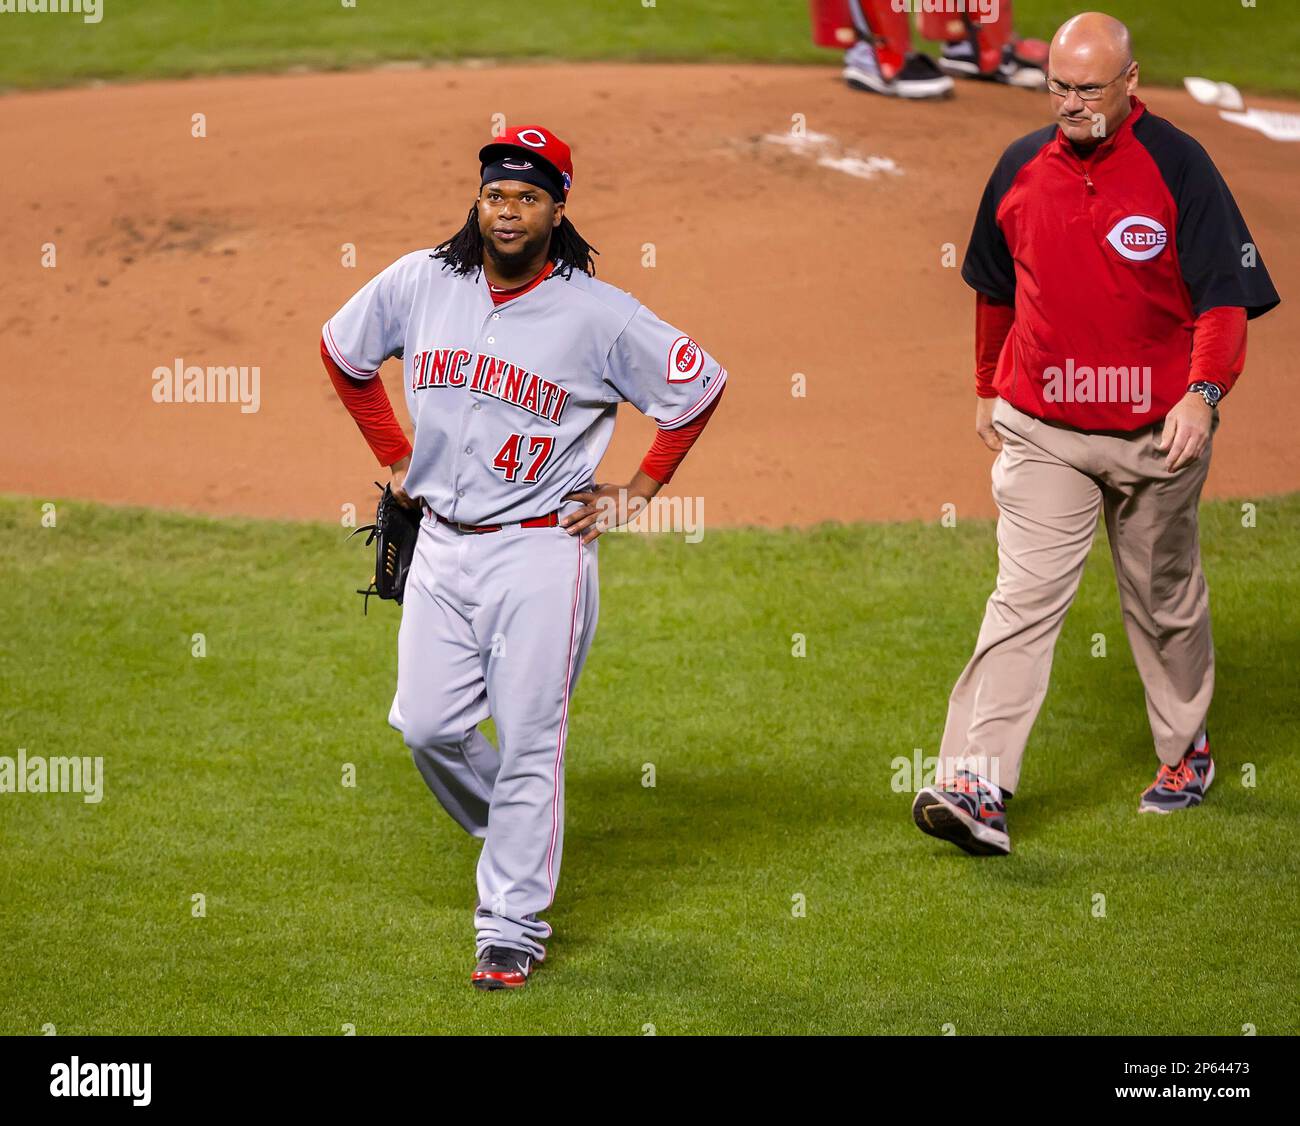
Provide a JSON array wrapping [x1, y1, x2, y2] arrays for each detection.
[[1157, 395, 1214, 471], [562, 471, 661, 545], [976, 396, 1003, 452], [388, 454, 418, 508]]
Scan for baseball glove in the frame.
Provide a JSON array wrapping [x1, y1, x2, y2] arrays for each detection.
[[351, 482, 423, 613]]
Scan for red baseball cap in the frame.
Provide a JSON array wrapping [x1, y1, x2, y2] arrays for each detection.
[[479, 125, 574, 199]]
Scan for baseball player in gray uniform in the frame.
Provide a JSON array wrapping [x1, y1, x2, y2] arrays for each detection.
[[320, 125, 727, 989]]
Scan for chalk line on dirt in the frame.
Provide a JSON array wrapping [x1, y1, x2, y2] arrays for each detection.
[[760, 131, 902, 179]]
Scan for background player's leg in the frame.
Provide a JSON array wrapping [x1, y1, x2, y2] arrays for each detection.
[[937, 400, 1101, 795], [847, 0, 912, 60], [1100, 420, 1217, 768], [842, 0, 953, 99], [390, 519, 498, 838], [916, 5, 971, 46], [926, 3, 1048, 89], [467, 524, 599, 962]]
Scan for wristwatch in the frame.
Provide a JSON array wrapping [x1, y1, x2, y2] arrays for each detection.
[[1187, 381, 1223, 409]]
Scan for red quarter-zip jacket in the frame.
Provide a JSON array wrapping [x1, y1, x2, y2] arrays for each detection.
[[963, 97, 1279, 430]]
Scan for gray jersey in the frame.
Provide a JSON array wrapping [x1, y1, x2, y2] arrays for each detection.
[[323, 253, 728, 525]]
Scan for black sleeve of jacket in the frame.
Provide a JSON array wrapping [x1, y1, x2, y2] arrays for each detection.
[[961, 125, 1054, 303], [1134, 112, 1280, 320]]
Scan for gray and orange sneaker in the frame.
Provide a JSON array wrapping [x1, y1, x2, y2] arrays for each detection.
[[912, 769, 1010, 856], [1139, 739, 1215, 814], [471, 945, 534, 991]]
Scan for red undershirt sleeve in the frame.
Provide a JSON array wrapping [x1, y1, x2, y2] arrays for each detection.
[[974, 292, 1015, 399], [320, 336, 413, 467], [639, 386, 725, 486], [1189, 306, 1248, 395]]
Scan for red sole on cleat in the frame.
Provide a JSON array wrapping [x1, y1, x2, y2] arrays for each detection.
[[472, 974, 527, 991]]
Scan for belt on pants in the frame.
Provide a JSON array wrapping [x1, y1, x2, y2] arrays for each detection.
[[429, 507, 561, 535]]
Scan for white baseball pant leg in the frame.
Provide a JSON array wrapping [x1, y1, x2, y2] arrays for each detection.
[[390, 514, 598, 962]]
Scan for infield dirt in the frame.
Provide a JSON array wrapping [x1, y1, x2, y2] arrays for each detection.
[[3, 63, 1296, 525]]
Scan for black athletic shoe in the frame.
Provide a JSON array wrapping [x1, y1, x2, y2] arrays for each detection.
[[912, 769, 1011, 855], [843, 40, 954, 100], [471, 944, 534, 991], [1139, 739, 1215, 814], [938, 35, 1047, 89]]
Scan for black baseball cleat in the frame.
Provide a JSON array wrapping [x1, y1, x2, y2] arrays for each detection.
[[471, 944, 534, 991], [843, 40, 954, 100], [912, 769, 1011, 856], [1139, 738, 1215, 814], [938, 35, 1048, 90]]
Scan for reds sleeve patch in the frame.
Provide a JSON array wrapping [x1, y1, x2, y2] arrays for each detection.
[[666, 336, 704, 383]]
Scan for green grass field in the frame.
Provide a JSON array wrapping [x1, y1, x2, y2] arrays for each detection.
[[0, 0, 1295, 95], [1, 494, 1296, 1035]]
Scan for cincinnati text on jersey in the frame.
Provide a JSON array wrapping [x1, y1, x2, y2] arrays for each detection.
[[409, 348, 571, 425]]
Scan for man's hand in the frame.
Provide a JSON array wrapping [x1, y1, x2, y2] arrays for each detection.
[[1156, 394, 1215, 471], [561, 470, 663, 545], [389, 454, 417, 508], [976, 396, 1003, 452]]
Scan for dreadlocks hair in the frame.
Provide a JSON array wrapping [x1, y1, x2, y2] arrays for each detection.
[[432, 203, 600, 280]]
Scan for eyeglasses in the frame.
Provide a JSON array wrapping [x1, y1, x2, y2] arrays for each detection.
[[1046, 60, 1134, 101]]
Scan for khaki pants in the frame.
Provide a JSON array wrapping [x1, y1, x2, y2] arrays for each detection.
[[939, 398, 1218, 795]]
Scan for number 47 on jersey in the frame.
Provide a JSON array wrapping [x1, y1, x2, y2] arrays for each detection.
[[492, 434, 555, 483]]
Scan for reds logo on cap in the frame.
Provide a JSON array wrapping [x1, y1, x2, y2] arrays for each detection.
[[479, 125, 575, 197], [1105, 215, 1168, 262], [666, 336, 705, 383]]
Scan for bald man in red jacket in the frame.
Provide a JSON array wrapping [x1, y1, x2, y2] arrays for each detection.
[[912, 13, 1280, 856]]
